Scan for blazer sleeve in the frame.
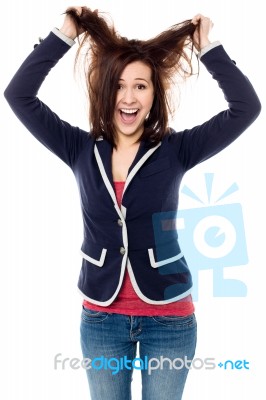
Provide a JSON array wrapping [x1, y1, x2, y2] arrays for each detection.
[[172, 45, 261, 171], [4, 31, 90, 169]]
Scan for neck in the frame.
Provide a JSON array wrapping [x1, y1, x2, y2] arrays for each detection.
[[115, 136, 141, 150], [114, 128, 144, 149]]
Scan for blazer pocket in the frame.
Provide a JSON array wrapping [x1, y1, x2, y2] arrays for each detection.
[[148, 241, 184, 268], [80, 241, 107, 267], [139, 157, 171, 178]]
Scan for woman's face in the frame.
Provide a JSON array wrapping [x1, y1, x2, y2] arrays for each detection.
[[113, 61, 154, 143]]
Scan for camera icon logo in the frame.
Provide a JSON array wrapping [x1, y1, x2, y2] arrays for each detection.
[[176, 203, 247, 268], [152, 173, 248, 300]]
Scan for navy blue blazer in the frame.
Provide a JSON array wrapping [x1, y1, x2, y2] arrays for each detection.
[[4, 32, 261, 306]]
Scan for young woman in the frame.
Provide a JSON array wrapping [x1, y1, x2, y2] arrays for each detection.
[[4, 5, 261, 400]]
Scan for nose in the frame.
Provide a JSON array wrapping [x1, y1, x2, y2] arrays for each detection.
[[122, 88, 136, 104]]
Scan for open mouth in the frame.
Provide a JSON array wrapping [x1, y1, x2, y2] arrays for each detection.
[[120, 108, 139, 123]]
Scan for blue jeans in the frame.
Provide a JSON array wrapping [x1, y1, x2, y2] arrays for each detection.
[[80, 306, 197, 400]]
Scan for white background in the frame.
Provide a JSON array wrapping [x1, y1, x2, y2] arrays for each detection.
[[0, 0, 265, 399]]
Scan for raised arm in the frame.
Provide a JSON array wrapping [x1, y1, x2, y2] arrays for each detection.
[[171, 14, 261, 171], [4, 8, 89, 169]]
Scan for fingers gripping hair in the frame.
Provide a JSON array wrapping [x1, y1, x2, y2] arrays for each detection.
[[66, 6, 197, 70], [66, 7, 120, 50]]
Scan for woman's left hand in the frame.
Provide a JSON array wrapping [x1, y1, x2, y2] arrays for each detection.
[[191, 14, 214, 51]]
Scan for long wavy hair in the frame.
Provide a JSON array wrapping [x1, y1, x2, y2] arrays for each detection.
[[66, 7, 198, 146]]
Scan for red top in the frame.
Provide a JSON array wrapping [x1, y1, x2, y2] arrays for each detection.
[[83, 181, 194, 316]]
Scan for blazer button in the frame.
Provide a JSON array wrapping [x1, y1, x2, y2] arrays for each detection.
[[117, 219, 123, 227], [120, 247, 126, 255]]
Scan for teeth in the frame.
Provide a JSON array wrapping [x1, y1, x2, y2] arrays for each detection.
[[120, 109, 138, 114]]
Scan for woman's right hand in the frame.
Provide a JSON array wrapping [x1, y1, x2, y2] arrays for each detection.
[[59, 6, 84, 40], [191, 14, 213, 51]]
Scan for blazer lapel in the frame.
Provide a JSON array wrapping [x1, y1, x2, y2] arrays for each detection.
[[94, 137, 161, 210], [94, 138, 114, 186], [123, 140, 162, 195]]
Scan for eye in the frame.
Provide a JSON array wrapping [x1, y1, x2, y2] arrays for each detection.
[[117, 83, 123, 90], [136, 84, 146, 90]]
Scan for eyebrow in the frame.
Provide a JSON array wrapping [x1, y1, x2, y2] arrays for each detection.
[[118, 78, 149, 83]]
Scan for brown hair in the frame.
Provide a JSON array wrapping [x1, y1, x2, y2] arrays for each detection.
[[66, 7, 198, 146]]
